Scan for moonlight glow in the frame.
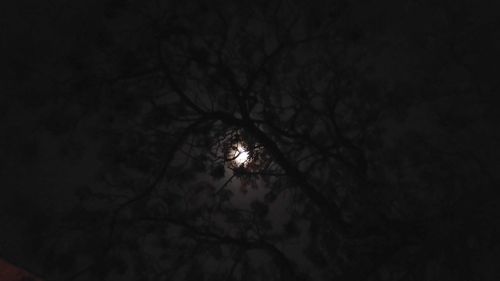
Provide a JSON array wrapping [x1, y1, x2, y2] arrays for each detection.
[[232, 144, 249, 165]]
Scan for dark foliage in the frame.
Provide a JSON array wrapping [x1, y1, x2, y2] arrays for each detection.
[[4, 0, 499, 280]]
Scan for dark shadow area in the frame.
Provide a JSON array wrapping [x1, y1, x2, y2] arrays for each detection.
[[1, 0, 499, 280]]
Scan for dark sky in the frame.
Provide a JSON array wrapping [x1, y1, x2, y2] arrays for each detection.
[[1, 0, 499, 279], [1, 0, 103, 271]]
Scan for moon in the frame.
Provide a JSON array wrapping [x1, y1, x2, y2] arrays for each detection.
[[233, 144, 249, 165]]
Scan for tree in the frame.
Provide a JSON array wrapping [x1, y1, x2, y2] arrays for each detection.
[[28, 0, 498, 281]]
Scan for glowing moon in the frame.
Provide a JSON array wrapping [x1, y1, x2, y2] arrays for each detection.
[[233, 144, 249, 165]]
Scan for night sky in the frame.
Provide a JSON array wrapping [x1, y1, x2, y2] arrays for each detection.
[[1, 0, 499, 280]]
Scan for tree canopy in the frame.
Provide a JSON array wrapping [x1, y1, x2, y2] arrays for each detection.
[[9, 0, 498, 280]]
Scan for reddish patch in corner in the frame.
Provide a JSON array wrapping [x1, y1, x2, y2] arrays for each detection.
[[0, 259, 41, 281]]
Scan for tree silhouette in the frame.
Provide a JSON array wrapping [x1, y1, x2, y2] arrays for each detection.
[[26, 1, 498, 281]]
